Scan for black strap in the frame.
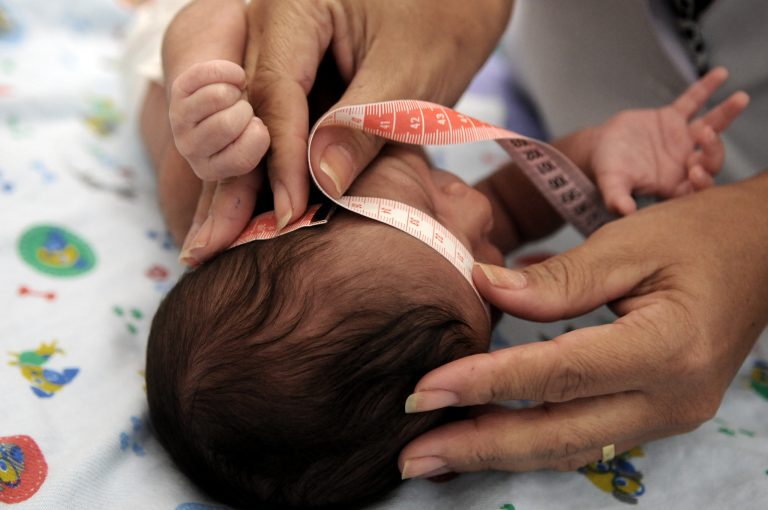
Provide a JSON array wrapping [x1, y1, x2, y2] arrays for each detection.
[[667, 0, 716, 75]]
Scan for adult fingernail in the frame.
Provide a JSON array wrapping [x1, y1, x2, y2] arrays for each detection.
[[179, 216, 213, 263], [401, 457, 449, 480], [405, 389, 460, 414], [179, 221, 201, 254], [476, 263, 527, 290], [272, 180, 293, 230], [178, 255, 200, 269], [319, 144, 352, 197]]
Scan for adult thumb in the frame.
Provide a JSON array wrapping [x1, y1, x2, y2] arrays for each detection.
[[309, 124, 384, 199], [308, 51, 424, 198], [473, 239, 650, 322]]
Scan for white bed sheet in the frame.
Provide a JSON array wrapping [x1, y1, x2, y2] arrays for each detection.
[[2, 1, 766, 509]]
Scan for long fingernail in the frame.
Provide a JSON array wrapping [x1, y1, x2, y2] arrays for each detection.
[[272, 180, 293, 230], [179, 255, 200, 269], [476, 263, 527, 290], [180, 221, 202, 254], [401, 457, 449, 480], [319, 144, 352, 197], [405, 390, 460, 414], [179, 216, 214, 263]]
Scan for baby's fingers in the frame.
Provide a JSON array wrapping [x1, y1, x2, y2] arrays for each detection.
[[177, 100, 256, 173], [696, 90, 750, 133], [690, 123, 724, 175], [207, 117, 270, 180], [596, 171, 637, 216], [172, 82, 244, 128], [172, 60, 246, 97], [688, 165, 715, 191], [672, 67, 729, 118]]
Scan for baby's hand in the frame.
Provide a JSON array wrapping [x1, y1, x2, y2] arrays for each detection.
[[169, 59, 270, 181], [591, 67, 749, 215]]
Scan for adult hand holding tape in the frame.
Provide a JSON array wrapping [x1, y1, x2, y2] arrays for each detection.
[[242, 0, 513, 232]]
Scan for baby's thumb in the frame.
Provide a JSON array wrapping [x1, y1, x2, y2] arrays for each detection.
[[597, 172, 637, 215], [309, 53, 427, 197]]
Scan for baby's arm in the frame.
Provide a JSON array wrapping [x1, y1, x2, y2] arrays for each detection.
[[479, 68, 748, 252], [141, 0, 258, 246], [164, 0, 269, 182]]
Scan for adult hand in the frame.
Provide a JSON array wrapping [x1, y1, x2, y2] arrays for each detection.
[[399, 173, 768, 479], [247, 0, 512, 204], [170, 60, 271, 267], [180, 0, 512, 266]]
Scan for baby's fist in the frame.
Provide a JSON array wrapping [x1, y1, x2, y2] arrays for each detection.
[[169, 59, 270, 181]]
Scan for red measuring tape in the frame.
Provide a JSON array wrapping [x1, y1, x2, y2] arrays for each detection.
[[231, 100, 614, 303]]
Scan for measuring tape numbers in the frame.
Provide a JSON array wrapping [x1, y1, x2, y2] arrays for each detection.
[[231, 100, 614, 304]]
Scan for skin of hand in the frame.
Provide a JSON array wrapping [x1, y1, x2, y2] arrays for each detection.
[[161, 0, 268, 264], [398, 171, 768, 479], [168, 59, 270, 183], [169, 60, 272, 265], [472, 68, 748, 255], [588, 67, 749, 215], [476, 68, 749, 253], [173, 0, 513, 266]]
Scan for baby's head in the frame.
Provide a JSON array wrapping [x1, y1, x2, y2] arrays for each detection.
[[146, 146, 503, 509]]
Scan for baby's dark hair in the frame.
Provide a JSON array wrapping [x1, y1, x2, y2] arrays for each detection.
[[146, 214, 488, 509]]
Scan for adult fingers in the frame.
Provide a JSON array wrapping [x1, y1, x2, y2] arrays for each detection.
[[179, 170, 263, 266], [400, 392, 662, 476], [405, 317, 666, 411], [252, 73, 311, 230], [471, 236, 653, 322], [309, 125, 384, 199], [671, 66, 728, 118], [179, 181, 215, 265], [307, 47, 413, 198], [246, 2, 333, 228]]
